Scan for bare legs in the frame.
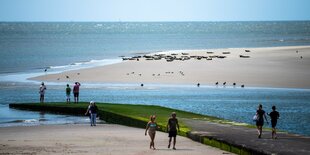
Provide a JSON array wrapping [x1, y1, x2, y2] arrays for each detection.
[[168, 137, 176, 149], [257, 125, 262, 138], [149, 132, 156, 150], [74, 96, 79, 104], [66, 97, 70, 104], [40, 95, 44, 103], [272, 127, 277, 139]]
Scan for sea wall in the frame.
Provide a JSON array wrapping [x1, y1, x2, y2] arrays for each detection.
[[9, 103, 256, 155]]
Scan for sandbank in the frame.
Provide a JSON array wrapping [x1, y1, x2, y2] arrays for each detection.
[[30, 46, 310, 89], [0, 124, 231, 155]]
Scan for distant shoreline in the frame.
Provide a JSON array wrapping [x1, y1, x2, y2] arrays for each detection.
[[30, 45, 310, 89]]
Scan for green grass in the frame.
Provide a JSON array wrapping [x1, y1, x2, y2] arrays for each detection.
[[9, 102, 265, 155], [10, 102, 218, 135], [10, 102, 262, 131]]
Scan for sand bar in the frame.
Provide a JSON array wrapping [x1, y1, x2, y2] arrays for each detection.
[[0, 124, 231, 155], [31, 46, 310, 89]]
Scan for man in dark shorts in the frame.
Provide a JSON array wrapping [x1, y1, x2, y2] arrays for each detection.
[[268, 106, 280, 139], [167, 112, 179, 150], [73, 82, 81, 104]]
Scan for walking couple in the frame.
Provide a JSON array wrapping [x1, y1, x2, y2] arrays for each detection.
[[145, 112, 179, 150]]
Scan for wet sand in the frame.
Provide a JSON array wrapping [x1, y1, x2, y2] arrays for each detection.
[[0, 124, 231, 155], [31, 46, 310, 89]]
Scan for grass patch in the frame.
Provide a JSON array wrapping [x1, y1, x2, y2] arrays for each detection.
[[9, 102, 218, 135], [9, 102, 264, 131], [9, 102, 268, 155]]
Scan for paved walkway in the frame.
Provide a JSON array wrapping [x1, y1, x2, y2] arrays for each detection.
[[184, 119, 310, 155], [0, 124, 232, 155]]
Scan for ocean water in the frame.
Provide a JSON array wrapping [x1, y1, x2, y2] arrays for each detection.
[[1, 21, 310, 73], [0, 22, 310, 136]]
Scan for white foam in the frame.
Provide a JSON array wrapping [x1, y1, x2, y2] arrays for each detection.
[[24, 119, 38, 123], [0, 58, 122, 83]]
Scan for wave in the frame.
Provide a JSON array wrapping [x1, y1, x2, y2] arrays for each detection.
[[5, 118, 43, 123], [0, 58, 122, 83], [273, 38, 310, 43], [48, 58, 122, 71]]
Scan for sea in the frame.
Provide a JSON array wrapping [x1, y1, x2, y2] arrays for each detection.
[[0, 21, 310, 136]]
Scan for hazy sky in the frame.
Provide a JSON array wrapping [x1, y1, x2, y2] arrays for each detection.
[[0, 0, 309, 21]]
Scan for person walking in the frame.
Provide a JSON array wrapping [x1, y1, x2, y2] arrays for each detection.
[[85, 101, 92, 119], [73, 82, 81, 104], [268, 106, 280, 139], [145, 115, 159, 150], [255, 104, 269, 138], [87, 101, 98, 126], [167, 112, 179, 150], [39, 82, 46, 103], [66, 84, 71, 104]]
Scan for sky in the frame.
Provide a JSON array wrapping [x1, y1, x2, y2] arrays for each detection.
[[0, 0, 309, 22]]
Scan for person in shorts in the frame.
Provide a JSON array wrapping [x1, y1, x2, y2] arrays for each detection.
[[256, 104, 269, 138], [268, 106, 280, 139], [66, 84, 71, 104], [167, 112, 179, 150], [73, 82, 81, 104]]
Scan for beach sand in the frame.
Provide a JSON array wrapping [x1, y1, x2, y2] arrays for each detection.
[[0, 124, 231, 155], [31, 46, 310, 89]]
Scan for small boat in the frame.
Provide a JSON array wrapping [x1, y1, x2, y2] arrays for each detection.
[[222, 52, 230, 54], [245, 50, 251, 52]]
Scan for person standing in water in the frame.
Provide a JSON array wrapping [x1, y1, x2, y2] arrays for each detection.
[[145, 115, 158, 150], [65, 84, 71, 104], [39, 82, 46, 103], [73, 82, 81, 104], [256, 104, 269, 138], [167, 112, 180, 150], [268, 106, 280, 139]]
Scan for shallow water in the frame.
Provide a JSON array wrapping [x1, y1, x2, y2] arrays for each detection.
[[0, 82, 309, 136]]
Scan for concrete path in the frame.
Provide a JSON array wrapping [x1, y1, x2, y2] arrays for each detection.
[[0, 124, 233, 155], [184, 119, 310, 155]]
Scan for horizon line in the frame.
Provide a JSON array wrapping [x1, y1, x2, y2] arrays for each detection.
[[1, 20, 310, 23]]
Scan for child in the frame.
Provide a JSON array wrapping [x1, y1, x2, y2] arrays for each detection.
[[145, 115, 158, 150], [66, 84, 71, 104], [268, 106, 280, 139], [167, 112, 179, 150]]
